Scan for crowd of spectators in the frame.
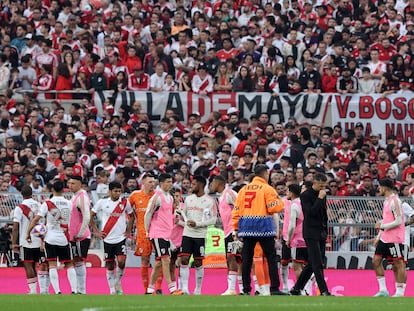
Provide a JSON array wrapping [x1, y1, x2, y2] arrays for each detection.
[[1, 0, 414, 96]]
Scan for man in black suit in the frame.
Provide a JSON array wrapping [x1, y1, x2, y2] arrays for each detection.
[[290, 173, 332, 296]]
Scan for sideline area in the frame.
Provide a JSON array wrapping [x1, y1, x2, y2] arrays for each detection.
[[0, 267, 413, 296]]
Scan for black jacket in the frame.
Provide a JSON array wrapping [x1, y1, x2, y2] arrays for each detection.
[[300, 187, 328, 240]]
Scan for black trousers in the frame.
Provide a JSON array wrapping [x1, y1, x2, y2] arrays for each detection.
[[241, 237, 280, 294], [294, 238, 328, 293]]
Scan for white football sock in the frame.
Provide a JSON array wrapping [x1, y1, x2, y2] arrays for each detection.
[[281, 265, 289, 291], [228, 271, 237, 291], [377, 276, 387, 292], [180, 265, 189, 293], [106, 270, 116, 294], [75, 262, 87, 294], [67, 267, 77, 293], [27, 277, 37, 294], [49, 267, 61, 294], [194, 266, 204, 294]]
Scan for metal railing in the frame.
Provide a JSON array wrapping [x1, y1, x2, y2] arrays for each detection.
[[2, 193, 414, 252]]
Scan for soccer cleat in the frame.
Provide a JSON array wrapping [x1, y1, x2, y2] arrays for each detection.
[[254, 290, 261, 296], [155, 289, 162, 295], [281, 289, 289, 294], [289, 288, 301, 296], [239, 291, 250, 296], [170, 289, 184, 296], [374, 291, 389, 297], [271, 290, 289, 296], [321, 292, 334, 296], [392, 293, 404, 298], [221, 289, 237, 296]]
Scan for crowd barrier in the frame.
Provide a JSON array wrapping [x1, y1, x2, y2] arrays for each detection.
[[15, 90, 414, 144]]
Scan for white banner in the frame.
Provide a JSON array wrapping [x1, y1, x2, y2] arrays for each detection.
[[331, 92, 414, 144], [94, 91, 330, 127]]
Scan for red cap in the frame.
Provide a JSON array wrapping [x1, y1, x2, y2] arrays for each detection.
[[362, 174, 372, 180], [346, 181, 357, 187], [105, 105, 114, 115], [336, 170, 347, 180]]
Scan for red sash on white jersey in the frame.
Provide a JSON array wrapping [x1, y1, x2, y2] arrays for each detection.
[[373, 63, 382, 74], [19, 204, 34, 220], [46, 200, 69, 241], [102, 198, 127, 236], [276, 142, 289, 161], [199, 78, 209, 91]]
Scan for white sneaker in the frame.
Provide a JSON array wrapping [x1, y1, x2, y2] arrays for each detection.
[[259, 285, 270, 296], [221, 289, 237, 296], [193, 289, 201, 295], [392, 292, 404, 297], [374, 291, 389, 297]]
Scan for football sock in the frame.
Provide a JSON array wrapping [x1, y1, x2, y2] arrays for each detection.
[[168, 282, 177, 293], [38, 270, 49, 294], [180, 265, 189, 293], [116, 268, 125, 286], [237, 275, 244, 293], [106, 269, 116, 294], [377, 276, 387, 292], [141, 265, 149, 293], [67, 267, 77, 293], [49, 267, 60, 294], [281, 265, 289, 290], [195, 266, 204, 293], [74, 262, 87, 294], [253, 274, 259, 292], [228, 270, 237, 291], [254, 258, 266, 287], [27, 277, 37, 294], [263, 258, 270, 285], [395, 283, 406, 296]]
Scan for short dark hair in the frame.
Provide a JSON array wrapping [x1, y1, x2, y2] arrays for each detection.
[[193, 175, 207, 187], [109, 181, 123, 190], [254, 164, 268, 177], [288, 184, 301, 197], [21, 185, 33, 198], [314, 172, 327, 182], [52, 180, 64, 192], [159, 173, 173, 183], [213, 175, 226, 184]]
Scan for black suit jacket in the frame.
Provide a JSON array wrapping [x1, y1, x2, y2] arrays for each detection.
[[300, 187, 328, 240]]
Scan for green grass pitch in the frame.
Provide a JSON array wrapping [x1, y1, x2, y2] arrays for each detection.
[[1, 295, 413, 311]]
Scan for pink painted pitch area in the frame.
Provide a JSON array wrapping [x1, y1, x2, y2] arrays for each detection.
[[1, 268, 413, 296]]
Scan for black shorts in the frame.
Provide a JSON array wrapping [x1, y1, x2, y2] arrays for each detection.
[[151, 238, 171, 259], [21, 247, 42, 263], [104, 240, 127, 261], [170, 248, 180, 262], [281, 240, 291, 263], [291, 247, 308, 263], [225, 234, 242, 262], [71, 239, 91, 259], [44, 242, 73, 263], [375, 240, 405, 263], [179, 236, 205, 259]]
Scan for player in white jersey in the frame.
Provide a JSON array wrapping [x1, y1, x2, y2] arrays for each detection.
[[90, 181, 135, 295], [209, 175, 240, 296], [67, 176, 91, 294], [12, 185, 48, 294], [26, 181, 77, 294], [179, 175, 217, 295]]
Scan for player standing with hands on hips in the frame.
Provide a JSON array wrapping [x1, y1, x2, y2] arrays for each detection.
[[232, 164, 286, 295], [290, 173, 332, 296]]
